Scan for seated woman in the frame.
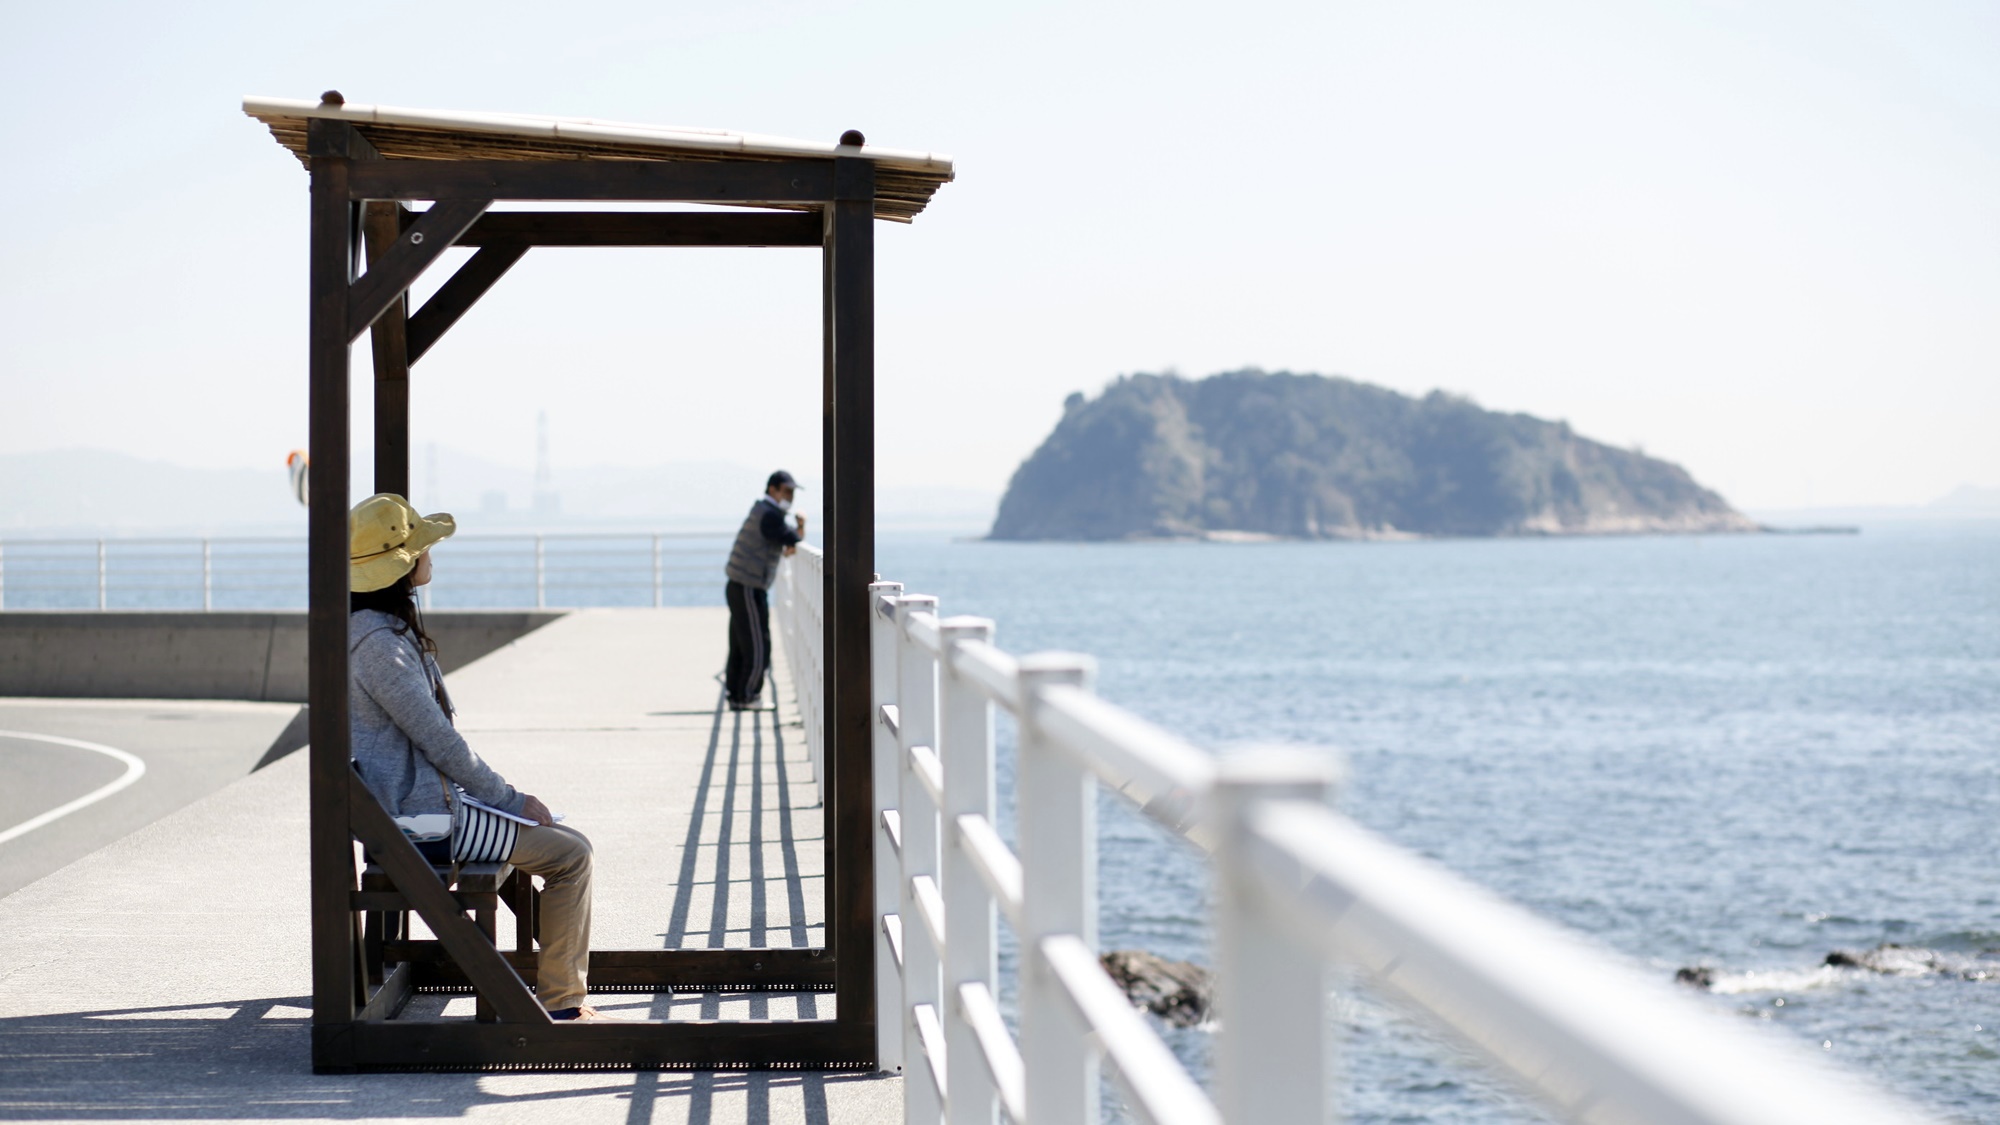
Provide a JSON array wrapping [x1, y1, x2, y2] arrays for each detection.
[[348, 493, 606, 1021]]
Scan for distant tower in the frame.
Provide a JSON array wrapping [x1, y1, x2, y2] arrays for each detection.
[[426, 442, 440, 511], [533, 410, 561, 517]]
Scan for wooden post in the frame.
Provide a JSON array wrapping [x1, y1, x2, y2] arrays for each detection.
[[825, 152, 879, 1064], [363, 202, 411, 497], [305, 118, 359, 1073]]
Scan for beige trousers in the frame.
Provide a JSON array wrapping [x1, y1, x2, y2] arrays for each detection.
[[507, 823, 594, 1011]]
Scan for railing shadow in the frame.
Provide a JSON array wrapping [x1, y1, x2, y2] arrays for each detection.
[[0, 996, 886, 1121], [648, 675, 824, 1028]]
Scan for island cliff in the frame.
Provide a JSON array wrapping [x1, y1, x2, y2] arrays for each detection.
[[989, 371, 1757, 541]]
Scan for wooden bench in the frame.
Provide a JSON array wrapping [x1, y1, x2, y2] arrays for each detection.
[[354, 859, 540, 1021]]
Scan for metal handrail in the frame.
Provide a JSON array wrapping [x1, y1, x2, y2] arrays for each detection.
[[807, 560, 1936, 1125]]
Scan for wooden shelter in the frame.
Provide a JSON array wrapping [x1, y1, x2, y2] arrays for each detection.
[[244, 93, 952, 1072]]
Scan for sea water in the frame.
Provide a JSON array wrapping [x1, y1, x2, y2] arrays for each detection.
[[878, 522, 2000, 1124]]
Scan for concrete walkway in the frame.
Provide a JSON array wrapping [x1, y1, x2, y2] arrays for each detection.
[[0, 609, 901, 1123]]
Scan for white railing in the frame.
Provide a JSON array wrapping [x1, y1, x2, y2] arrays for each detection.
[[774, 544, 828, 782], [836, 575, 1934, 1125], [0, 532, 732, 611], [0, 537, 304, 611]]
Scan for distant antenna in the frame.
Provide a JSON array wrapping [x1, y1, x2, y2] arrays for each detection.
[[533, 411, 560, 517], [535, 412, 552, 495]]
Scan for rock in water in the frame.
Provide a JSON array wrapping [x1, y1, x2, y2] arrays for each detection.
[[991, 370, 1759, 541], [1100, 949, 1212, 1027], [1674, 966, 1716, 990], [1826, 944, 2000, 980]]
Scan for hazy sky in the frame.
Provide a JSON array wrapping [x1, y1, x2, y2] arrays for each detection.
[[2, 0, 1994, 510]]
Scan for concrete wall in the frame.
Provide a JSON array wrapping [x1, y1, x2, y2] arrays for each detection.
[[0, 611, 564, 702]]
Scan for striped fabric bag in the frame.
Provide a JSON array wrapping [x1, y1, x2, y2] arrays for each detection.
[[452, 798, 520, 863]]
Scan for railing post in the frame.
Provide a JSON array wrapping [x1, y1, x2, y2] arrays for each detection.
[[895, 595, 944, 1125], [534, 535, 546, 609], [1212, 748, 1342, 1125], [202, 539, 213, 612], [939, 616, 999, 1125], [651, 534, 662, 608], [1, 539, 7, 610], [1016, 652, 1098, 1125], [869, 580, 907, 1074], [96, 539, 106, 610]]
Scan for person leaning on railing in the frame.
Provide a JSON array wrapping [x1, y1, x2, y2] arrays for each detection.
[[347, 493, 611, 1022], [722, 470, 806, 711]]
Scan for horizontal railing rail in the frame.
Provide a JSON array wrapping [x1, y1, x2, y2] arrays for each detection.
[[814, 569, 1936, 1125], [0, 531, 735, 611]]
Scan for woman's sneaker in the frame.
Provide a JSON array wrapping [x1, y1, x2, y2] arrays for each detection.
[[549, 1005, 623, 1021]]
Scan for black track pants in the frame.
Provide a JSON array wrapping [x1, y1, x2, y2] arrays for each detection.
[[724, 580, 771, 705]]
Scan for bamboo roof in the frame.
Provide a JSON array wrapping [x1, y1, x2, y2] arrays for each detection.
[[243, 96, 954, 222]]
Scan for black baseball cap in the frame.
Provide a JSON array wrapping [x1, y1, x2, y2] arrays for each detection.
[[767, 470, 802, 491]]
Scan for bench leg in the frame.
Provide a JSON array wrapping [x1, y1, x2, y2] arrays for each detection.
[[474, 905, 498, 1023], [510, 870, 536, 953], [352, 913, 370, 1008], [362, 910, 387, 986]]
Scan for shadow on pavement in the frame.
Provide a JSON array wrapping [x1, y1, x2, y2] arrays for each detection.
[[0, 996, 890, 1121]]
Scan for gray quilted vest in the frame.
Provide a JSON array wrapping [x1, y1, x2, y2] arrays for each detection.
[[725, 499, 785, 589]]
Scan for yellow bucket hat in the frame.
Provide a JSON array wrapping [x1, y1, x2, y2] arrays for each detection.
[[349, 493, 456, 593]]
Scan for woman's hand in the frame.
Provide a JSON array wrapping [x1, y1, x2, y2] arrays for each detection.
[[520, 794, 556, 827]]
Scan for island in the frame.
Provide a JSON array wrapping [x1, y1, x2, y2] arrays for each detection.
[[989, 370, 1758, 541]]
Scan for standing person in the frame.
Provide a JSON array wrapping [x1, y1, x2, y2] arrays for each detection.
[[347, 493, 610, 1021], [724, 470, 806, 710]]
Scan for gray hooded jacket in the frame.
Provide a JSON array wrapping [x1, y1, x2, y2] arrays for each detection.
[[349, 608, 524, 819]]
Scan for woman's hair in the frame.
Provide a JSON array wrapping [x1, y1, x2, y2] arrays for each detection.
[[350, 574, 452, 717], [349, 574, 434, 651]]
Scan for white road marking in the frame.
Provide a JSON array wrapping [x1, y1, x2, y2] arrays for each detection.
[[0, 731, 147, 846]]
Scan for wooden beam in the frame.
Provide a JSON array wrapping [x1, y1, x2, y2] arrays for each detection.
[[356, 962, 414, 1022], [362, 202, 411, 496], [349, 1019, 865, 1069], [347, 770, 551, 1025], [306, 122, 359, 1076], [457, 211, 823, 247], [306, 118, 380, 162], [405, 244, 530, 365], [381, 945, 835, 988], [825, 155, 879, 1064], [347, 159, 837, 204], [347, 199, 491, 342]]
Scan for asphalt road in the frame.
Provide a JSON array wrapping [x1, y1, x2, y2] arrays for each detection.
[[0, 699, 303, 899]]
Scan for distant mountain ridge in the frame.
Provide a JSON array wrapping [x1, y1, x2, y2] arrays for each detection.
[[990, 370, 1759, 541], [0, 450, 305, 534], [0, 449, 994, 534]]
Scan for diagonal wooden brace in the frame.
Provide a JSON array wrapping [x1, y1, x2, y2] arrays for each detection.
[[406, 243, 529, 364], [346, 198, 492, 342], [346, 768, 550, 1024]]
